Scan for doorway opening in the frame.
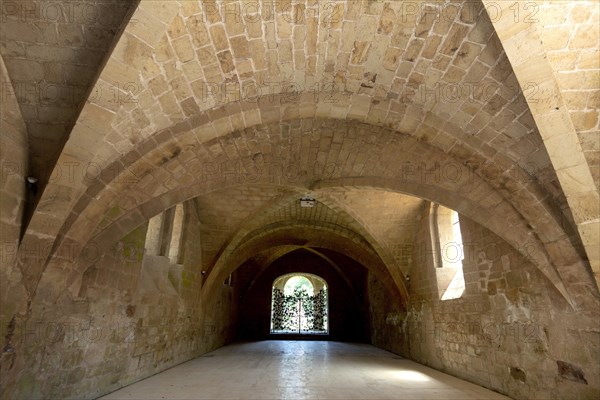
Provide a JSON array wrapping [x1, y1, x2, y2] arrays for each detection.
[[270, 273, 328, 334]]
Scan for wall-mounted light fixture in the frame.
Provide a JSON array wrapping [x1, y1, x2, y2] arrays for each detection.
[[300, 195, 316, 208], [26, 177, 38, 196]]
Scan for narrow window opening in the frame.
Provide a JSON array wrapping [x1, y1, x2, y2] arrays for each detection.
[[145, 213, 164, 256], [144, 203, 186, 263], [159, 207, 175, 257], [168, 204, 185, 264], [432, 204, 465, 300]]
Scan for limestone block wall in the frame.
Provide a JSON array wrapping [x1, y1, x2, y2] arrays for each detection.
[[539, 1, 600, 188], [369, 204, 600, 400], [2, 202, 237, 400], [0, 56, 31, 397], [0, 0, 137, 186]]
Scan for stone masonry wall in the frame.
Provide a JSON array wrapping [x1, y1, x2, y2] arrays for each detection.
[[2, 201, 237, 400], [0, 56, 31, 398], [369, 203, 600, 400]]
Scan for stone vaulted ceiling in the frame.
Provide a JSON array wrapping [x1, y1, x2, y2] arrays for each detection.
[[1, 0, 139, 185], [2, 1, 598, 309]]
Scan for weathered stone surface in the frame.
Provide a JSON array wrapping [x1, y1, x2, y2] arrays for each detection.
[[1, 1, 599, 400], [0, 0, 137, 186], [370, 210, 599, 400]]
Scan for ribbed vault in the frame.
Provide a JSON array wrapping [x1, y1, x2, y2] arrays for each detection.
[[2, 2, 599, 399], [24, 118, 594, 311]]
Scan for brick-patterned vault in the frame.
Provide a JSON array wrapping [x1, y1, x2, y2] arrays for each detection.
[[1, 2, 599, 400], [0, 0, 139, 186]]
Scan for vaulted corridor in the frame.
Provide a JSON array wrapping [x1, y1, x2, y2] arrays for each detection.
[[100, 341, 510, 400], [1, 1, 599, 399]]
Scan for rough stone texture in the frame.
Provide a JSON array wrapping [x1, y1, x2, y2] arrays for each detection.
[[369, 205, 600, 400], [482, 0, 600, 293], [324, 189, 424, 274], [540, 1, 600, 188], [19, 0, 580, 251], [64, 119, 585, 308], [1, 1, 599, 399], [0, 56, 31, 397], [0, 0, 137, 187], [1, 202, 236, 399]]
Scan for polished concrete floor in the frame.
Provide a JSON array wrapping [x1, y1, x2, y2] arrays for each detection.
[[100, 341, 511, 400]]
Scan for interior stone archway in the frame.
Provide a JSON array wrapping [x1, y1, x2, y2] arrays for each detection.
[[1, 1, 598, 399]]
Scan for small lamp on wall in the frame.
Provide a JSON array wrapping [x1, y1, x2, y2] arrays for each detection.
[[300, 195, 316, 208], [26, 176, 38, 196]]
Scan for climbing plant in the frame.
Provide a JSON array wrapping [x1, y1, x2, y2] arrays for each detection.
[[271, 285, 328, 333], [312, 288, 327, 331]]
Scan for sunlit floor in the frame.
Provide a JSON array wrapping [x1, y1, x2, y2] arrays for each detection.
[[100, 341, 511, 400]]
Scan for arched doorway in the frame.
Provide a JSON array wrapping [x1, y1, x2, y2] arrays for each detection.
[[270, 273, 328, 334]]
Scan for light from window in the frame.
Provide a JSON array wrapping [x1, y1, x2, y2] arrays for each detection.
[[144, 204, 186, 263], [145, 213, 164, 256], [168, 204, 184, 264], [431, 204, 465, 300]]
